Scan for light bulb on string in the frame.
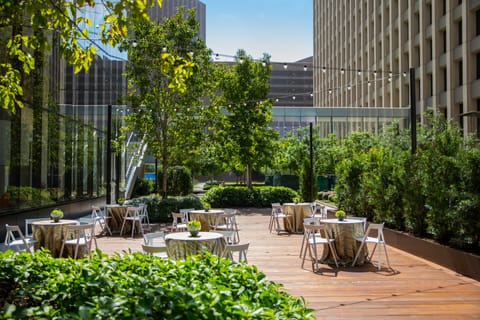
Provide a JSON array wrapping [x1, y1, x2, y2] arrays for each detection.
[[303, 65, 307, 71], [322, 66, 326, 73], [283, 63, 288, 70], [340, 68, 345, 75], [357, 70, 362, 76]]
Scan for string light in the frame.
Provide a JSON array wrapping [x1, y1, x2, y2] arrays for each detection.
[[303, 65, 307, 71], [283, 63, 288, 70]]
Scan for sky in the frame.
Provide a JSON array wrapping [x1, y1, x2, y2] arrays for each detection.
[[201, 0, 313, 63]]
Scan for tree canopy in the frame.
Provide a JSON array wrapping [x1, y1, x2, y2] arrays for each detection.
[[216, 50, 278, 187], [122, 7, 218, 197], [0, 0, 162, 113]]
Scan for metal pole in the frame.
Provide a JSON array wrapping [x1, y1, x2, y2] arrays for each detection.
[[106, 104, 112, 204], [309, 122, 314, 202], [409, 68, 417, 154]]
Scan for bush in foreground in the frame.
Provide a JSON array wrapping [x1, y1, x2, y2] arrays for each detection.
[[0, 250, 315, 319]]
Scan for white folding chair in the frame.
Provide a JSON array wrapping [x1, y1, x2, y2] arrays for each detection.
[[4, 224, 37, 254], [171, 212, 188, 232], [213, 212, 240, 244], [223, 242, 250, 263], [142, 244, 169, 259], [347, 216, 367, 232], [91, 206, 112, 236], [179, 208, 194, 221], [352, 222, 391, 270], [138, 203, 151, 231], [120, 206, 144, 237], [269, 203, 288, 234], [299, 217, 321, 258], [59, 223, 97, 259], [24, 218, 47, 238], [301, 223, 339, 271], [144, 231, 166, 245]]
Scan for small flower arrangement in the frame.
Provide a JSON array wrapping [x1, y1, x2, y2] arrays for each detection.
[[50, 209, 64, 221], [335, 210, 346, 221], [117, 197, 125, 205], [187, 220, 201, 231]]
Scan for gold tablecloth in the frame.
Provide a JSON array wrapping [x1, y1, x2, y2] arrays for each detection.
[[32, 219, 82, 258], [165, 232, 226, 260], [321, 218, 368, 266], [189, 209, 224, 231], [282, 203, 313, 233], [106, 205, 132, 234]]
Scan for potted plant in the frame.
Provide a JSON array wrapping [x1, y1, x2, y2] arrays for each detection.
[[187, 220, 201, 237], [117, 197, 125, 205], [50, 209, 64, 222], [335, 210, 346, 221]]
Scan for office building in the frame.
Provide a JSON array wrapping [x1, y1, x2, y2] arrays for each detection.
[[314, 0, 480, 136]]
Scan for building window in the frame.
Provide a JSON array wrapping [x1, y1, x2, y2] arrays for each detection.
[[476, 10, 480, 35], [459, 103, 464, 129], [458, 60, 463, 85], [443, 68, 447, 91], [442, 31, 447, 53], [477, 53, 480, 79], [458, 20, 462, 45]]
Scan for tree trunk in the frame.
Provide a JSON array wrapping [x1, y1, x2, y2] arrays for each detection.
[[246, 164, 252, 188]]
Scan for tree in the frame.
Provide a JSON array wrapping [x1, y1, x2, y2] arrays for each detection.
[[216, 50, 278, 187], [0, 0, 162, 113], [122, 8, 217, 198]]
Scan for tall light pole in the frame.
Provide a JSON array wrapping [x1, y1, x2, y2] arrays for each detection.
[[410, 68, 417, 154]]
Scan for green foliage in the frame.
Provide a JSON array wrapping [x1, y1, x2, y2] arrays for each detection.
[[131, 178, 155, 197], [0, 0, 162, 113], [0, 250, 314, 319], [128, 194, 203, 223], [215, 50, 278, 187], [123, 8, 218, 197], [202, 186, 299, 208], [167, 166, 193, 196], [332, 115, 480, 252], [6, 186, 55, 208]]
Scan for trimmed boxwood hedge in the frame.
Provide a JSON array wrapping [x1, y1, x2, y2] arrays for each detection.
[[127, 194, 203, 223], [0, 250, 315, 319], [202, 186, 299, 208]]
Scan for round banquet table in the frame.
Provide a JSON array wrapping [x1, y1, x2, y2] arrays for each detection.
[[189, 209, 224, 231], [321, 218, 368, 266], [32, 219, 80, 258], [165, 231, 226, 260], [282, 203, 313, 233], [106, 205, 132, 234]]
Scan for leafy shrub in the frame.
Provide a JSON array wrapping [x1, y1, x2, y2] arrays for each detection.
[[131, 178, 155, 197], [202, 186, 299, 208], [166, 166, 193, 196], [0, 250, 315, 319], [128, 194, 203, 223]]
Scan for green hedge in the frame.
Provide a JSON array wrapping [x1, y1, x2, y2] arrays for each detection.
[[0, 250, 315, 319], [202, 186, 299, 208], [127, 194, 203, 223]]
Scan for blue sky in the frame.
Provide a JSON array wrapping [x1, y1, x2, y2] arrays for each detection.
[[201, 0, 313, 63]]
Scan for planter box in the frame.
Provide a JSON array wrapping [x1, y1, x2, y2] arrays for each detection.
[[384, 228, 480, 281]]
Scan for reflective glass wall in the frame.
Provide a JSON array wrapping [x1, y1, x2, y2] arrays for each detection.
[[0, 104, 116, 213]]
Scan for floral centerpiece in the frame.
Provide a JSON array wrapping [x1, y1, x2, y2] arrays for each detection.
[[335, 210, 346, 221], [50, 209, 64, 222], [187, 220, 201, 237]]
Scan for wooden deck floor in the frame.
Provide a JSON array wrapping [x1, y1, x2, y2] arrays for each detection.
[[95, 209, 480, 319]]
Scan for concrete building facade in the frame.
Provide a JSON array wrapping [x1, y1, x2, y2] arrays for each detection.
[[314, 0, 480, 136]]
